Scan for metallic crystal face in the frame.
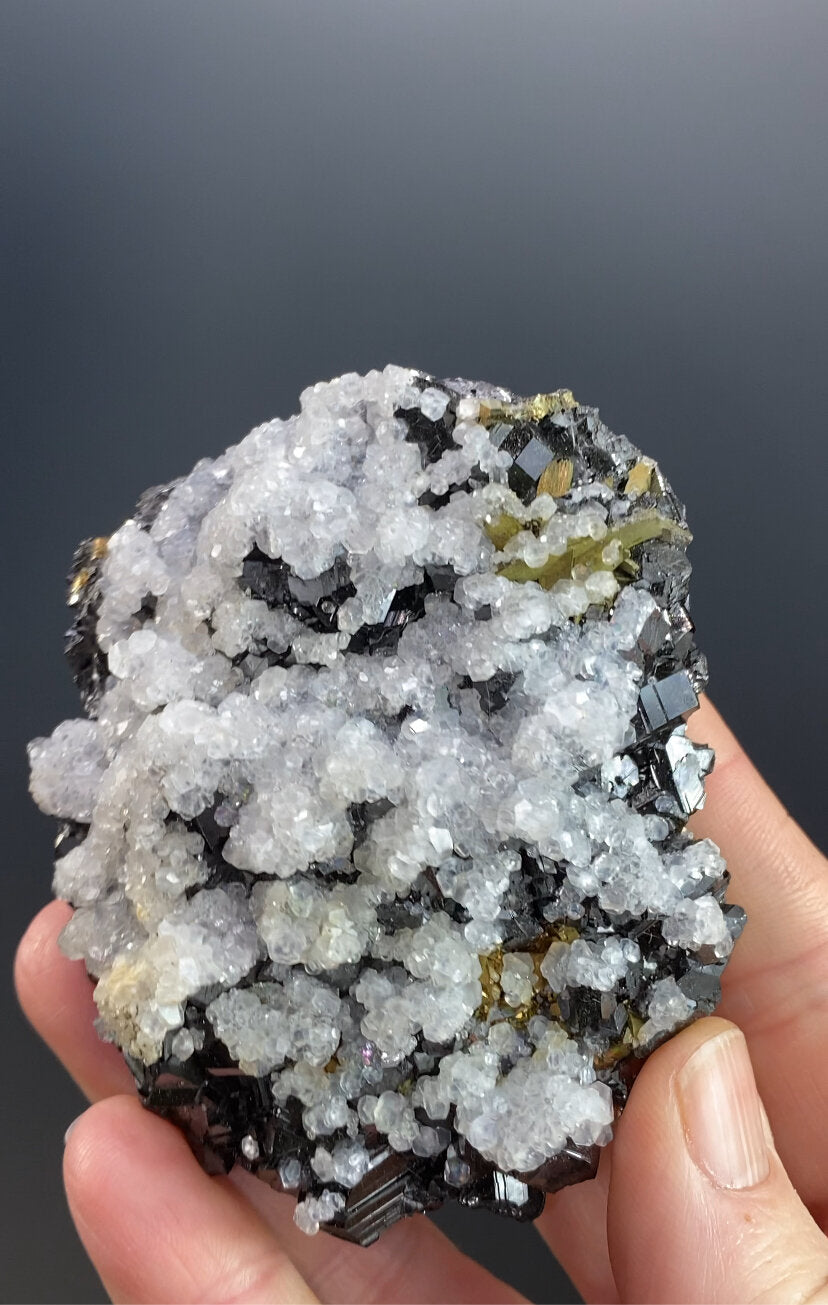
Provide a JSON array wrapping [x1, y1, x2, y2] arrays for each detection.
[[28, 366, 743, 1243]]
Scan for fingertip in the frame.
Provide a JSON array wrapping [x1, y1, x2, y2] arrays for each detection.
[[63, 1095, 195, 1235], [64, 1096, 128, 1188], [628, 1015, 739, 1103], [609, 1016, 740, 1191], [14, 900, 73, 1016], [63, 1095, 318, 1304], [607, 1016, 828, 1304], [63, 1094, 171, 1191], [15, 902, 136, 1101]]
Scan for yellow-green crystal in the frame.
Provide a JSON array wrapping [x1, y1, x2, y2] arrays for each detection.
[[489, 510, 691, 592]]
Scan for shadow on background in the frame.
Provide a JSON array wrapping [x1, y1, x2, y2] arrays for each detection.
[[2, 2, 826, 1301]]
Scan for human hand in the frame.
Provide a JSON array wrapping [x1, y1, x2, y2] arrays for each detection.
[[15, 698, 828, 1304]]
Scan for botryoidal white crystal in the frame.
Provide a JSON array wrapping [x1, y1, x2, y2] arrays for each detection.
[[28, 365, 743, 1241]]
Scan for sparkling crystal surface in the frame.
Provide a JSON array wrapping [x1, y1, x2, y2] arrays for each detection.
[[28, 366, 744, 1243]]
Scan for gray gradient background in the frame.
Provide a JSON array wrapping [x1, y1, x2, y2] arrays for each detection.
[[2, 2, 827, 1301]]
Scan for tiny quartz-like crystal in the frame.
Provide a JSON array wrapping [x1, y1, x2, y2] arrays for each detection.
[[28, 367, 744, 1243]]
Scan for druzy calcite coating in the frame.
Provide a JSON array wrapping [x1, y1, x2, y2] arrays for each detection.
[[28, 367, 743, 1243]]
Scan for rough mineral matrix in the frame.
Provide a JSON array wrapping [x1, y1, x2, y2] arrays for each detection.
[[29, 366, 744, 1243]]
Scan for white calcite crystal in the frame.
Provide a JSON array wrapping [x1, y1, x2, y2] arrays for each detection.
[[29, 365, 743, 1244]]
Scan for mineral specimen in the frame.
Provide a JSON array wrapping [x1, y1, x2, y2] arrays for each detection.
[[28, 366, 744, 1243]]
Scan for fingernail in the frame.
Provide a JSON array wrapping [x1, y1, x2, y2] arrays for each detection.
[[64, 1117, 81, 1145], [677, 1027, 770, 1190]]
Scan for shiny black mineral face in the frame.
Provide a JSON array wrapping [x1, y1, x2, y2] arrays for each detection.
[[29, 367, 744, 1244]]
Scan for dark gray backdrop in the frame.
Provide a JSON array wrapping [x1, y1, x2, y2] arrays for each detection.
[[2, 3, 827, 1302]]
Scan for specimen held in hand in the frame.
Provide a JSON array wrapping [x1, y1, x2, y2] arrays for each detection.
[[29, 366, 744, 1243]]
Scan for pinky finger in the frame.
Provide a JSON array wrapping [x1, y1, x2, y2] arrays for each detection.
[[64, 1095, 318, 1305]]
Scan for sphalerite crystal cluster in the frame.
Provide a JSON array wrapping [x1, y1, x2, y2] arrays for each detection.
[[29, 366, 744, 1243]]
